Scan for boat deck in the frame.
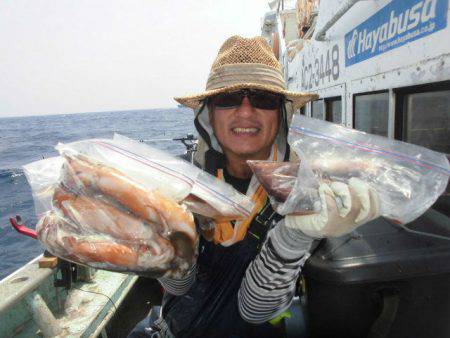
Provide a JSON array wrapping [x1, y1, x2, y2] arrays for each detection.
[[0, 254, 162, 337]]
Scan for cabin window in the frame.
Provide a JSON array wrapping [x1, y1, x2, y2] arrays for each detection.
[[311, 99, 325, 120], [325, 97, 342, 124], [354, 92, 389, 136], [402, 90, 450, 154], [395, 82, 450, 217]]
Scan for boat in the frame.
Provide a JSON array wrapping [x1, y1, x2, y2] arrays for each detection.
[[0, 254, 157, 337], [261, 0, 450, 337], [1, 1, 449, 337]]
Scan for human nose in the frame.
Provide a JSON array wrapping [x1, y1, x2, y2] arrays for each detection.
[[235, 96, 255, 117]]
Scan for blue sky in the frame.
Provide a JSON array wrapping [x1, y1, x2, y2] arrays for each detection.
[[0, 0, 269, 117]]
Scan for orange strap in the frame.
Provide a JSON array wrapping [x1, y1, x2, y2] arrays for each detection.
[[213, 146, 278, 245], [213, 174, 267, 244]]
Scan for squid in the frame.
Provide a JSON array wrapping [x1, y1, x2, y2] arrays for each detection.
[[62, 154, 198, 247], [34, 153, 202, 276], [248, 158, 380, 202], [52, 185, 176, 259], [37, 211, 179, 275]]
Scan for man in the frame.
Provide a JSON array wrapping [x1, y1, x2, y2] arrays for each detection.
[[129, 36, 379, 337]]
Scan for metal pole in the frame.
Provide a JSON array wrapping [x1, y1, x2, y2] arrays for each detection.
[[26, 292, 63, 337], [315, 0, 360, 41]]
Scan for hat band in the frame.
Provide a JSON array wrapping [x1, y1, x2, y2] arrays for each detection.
[[206, 64, 286, 91]]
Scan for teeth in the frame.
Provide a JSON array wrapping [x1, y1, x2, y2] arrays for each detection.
[[232, 128, 258, 133]]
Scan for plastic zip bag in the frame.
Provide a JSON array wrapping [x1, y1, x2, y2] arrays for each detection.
[[249, 115, 450, 224], [24, 154, 197, 278], [55, 134, 254, 220], [24, 134, 255, 277]]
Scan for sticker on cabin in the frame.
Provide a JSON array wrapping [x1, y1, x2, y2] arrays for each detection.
[[345, 0, 448, 67]]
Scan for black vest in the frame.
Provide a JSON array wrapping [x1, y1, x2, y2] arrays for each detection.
[[161, 149, 287, 338]]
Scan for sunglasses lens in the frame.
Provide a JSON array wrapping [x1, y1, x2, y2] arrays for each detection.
[[210, 90, 282, 110], [249, 91, 281, 110], [211, 92, 243, 108]]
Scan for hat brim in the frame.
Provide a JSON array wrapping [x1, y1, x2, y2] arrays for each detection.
[[174, 83, 318, 109]]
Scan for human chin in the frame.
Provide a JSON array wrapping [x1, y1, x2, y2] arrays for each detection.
[[224, 137, 270, 157]]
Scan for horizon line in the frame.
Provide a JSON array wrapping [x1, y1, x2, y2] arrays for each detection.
[[0, 106, 189, 119]]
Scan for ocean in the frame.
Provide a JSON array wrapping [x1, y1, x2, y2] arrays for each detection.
[[0, 108, 195, 280]]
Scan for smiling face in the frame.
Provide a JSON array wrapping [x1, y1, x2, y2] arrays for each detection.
[[209, 96, 280, 161]]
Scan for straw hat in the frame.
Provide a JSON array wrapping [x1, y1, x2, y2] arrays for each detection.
[[174, 35, 318, 109]]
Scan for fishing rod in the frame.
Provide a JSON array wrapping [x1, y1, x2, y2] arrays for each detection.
[[138, 138, 174, 142], [139, 133, 198, 163]]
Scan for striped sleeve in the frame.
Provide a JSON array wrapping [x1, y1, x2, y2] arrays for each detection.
[[238, 220, 314, 324], [157, 263, 198, 296]]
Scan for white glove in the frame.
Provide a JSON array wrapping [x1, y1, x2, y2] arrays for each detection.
[[285, 177, 380, 238]]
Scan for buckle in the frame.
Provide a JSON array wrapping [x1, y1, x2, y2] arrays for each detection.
[[255, 213, 276, 226], [255, 202, 276, 226]]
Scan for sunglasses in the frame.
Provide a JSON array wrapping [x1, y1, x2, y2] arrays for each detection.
[[209, 89, 282, 110]]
